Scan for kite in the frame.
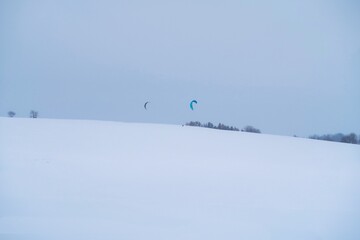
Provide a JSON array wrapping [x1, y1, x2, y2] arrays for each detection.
[[144, 101, 150, 110], [190, 100, 198, 110]]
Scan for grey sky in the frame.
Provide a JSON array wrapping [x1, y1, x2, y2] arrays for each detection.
[[1, 0, 359, 136]]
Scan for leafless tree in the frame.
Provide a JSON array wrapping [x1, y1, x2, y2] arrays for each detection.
[[30, 110, 38, 118]]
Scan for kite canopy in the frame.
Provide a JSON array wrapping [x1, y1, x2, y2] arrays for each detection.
[[190, 100, 198, 110], [144, 101, 150, 110]]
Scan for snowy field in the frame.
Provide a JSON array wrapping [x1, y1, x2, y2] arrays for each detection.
[[0, 117, 359, 240]]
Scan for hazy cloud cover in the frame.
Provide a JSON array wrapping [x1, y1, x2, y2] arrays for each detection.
[[1, 0, 359, 136]]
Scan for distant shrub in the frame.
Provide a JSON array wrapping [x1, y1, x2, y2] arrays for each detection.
[[186, 121, 201, 127], [8, 111, 16, 117], [241, 125, 261, 133], [309, 134, 334, 141]]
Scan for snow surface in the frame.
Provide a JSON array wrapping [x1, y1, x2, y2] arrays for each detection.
[[1, 117, 360, 240]]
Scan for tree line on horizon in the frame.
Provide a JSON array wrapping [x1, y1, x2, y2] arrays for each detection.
[[309, 133, 359, 144], [186, 121, 359, 145], [185, 121, 261, 133]]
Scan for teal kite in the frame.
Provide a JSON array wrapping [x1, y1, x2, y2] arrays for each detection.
[[190, 100, 198, 110]]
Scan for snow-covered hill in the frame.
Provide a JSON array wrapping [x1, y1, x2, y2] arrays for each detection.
[[1, 117, 359, 240]]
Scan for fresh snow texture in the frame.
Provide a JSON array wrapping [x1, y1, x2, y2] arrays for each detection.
[[1, 117, 360, 240]]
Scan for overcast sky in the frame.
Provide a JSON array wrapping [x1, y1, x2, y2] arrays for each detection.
[[1, 0, 359, 136]]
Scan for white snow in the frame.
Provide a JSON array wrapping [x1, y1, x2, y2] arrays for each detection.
[[1, 117, 360, 240]]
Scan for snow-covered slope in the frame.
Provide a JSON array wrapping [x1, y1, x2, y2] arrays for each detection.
[[1, 117, 360, 240]]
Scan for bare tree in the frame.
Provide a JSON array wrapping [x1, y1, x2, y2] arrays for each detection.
[[30, 110, 38, 118]]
